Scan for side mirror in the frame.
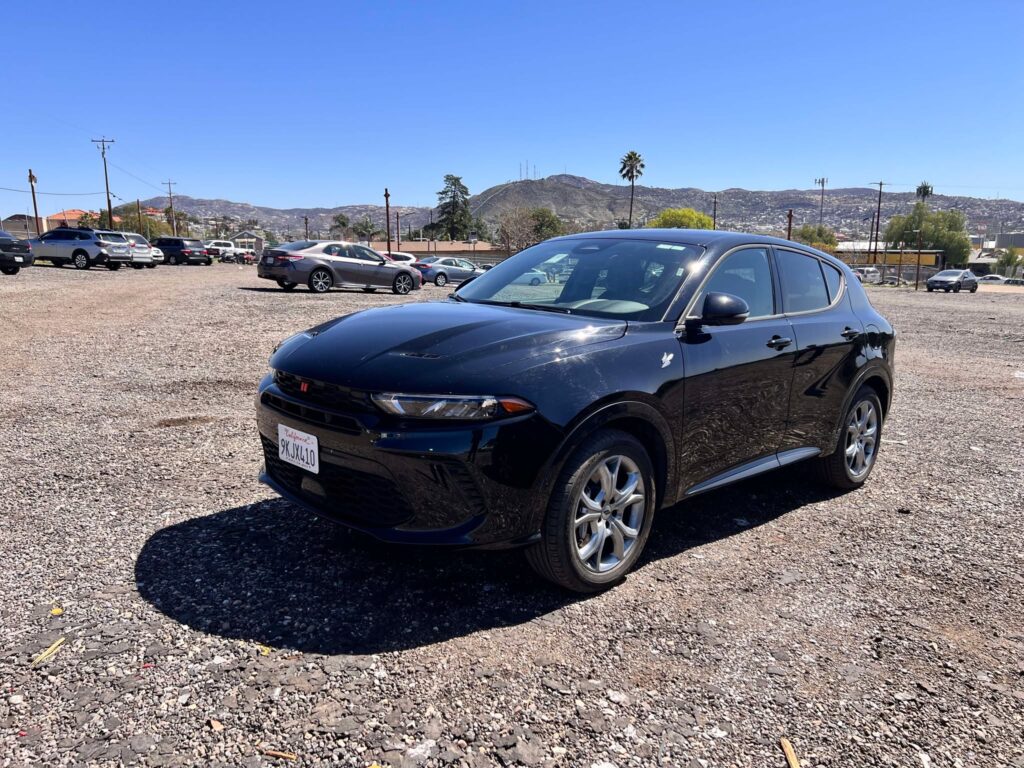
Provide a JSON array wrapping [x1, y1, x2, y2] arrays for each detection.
[[481, 264, 493, 271], [686, 292, 750, 329]]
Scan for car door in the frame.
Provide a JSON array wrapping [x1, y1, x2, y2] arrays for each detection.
[[351, 245, 393, 286], [677, 246, 797, 491], [34, 231, 64, 260], [773, 247, 865, 456]]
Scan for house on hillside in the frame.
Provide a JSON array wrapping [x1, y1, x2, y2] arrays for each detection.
[[230, 230, 264, 253]]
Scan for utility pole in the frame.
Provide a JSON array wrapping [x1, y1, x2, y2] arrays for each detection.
[[395, 211, 401, 252], [136, 199, 145, 238], [303, 216, 309, 240], [712, 193, 718, 230], [786, 209, 794, 240], [384, 188, 392, 255], [27, 169, 41, 237], [814, 177, 827, 228], [871, 181, 885, 262], [164, 180, 177, 236], [91, 137, 115, 228], [914, 228, 923, 291]]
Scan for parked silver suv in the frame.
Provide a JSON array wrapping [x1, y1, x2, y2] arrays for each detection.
[[31, 227, 132, 270]]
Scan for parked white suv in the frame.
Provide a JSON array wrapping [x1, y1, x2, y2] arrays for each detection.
[[205, 240, 240, 261], [30, 227, 133, 270], [852, 267, 881, 284]]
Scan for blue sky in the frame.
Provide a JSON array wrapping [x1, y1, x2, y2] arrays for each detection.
[[3, 0, 1022, 219]]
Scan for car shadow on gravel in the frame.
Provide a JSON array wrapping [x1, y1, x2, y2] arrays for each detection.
[[135, 463, 840, 656]]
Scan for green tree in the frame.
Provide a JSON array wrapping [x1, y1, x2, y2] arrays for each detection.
[[618, 151, 645, 228], [351, 215, 380, 244], [995, 246, 1021, 277], [916, 181, 934, 202], [330, 213, 350, 237], [884, 202, 970, 267], [646, 207, 713, 230], [792, 223, 838, 248], [530, 208, 563, 241], [436, 174, 472, 241]]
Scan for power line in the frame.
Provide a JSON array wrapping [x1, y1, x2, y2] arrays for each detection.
[[107, 161, 166, 194], [0, 185, 104, 195]]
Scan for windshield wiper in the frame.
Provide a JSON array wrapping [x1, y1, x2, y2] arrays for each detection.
[[508, 301, 572, 314]]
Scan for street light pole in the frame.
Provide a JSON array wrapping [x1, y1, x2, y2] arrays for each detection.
[[815, 177, 827, 228], [913, 228, 923, 291], [395, 211, 401, 252], [384, 189, 392, 255]]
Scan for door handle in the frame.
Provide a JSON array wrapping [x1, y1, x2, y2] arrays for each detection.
[[767, 335, 792, 350], [841, 327, 861, 340]]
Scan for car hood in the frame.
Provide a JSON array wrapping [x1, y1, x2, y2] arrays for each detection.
[[270, 301, 627, 391]]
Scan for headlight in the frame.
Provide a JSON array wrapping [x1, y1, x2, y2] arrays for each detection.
[[370, 393, 534, 420]]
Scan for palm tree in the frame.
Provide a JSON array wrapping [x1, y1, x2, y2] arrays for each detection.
[[618, 151, 645, 228], [916, 181, 933, 203]]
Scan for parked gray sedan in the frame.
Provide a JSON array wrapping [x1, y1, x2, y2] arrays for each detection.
[[413, 256, 486, 287], [926, 269, 978, 293], [257, 240, 423, 294]]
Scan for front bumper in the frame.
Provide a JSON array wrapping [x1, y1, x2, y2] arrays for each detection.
[[256, 375, 560, 547]]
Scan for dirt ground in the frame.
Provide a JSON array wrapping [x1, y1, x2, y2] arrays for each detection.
[[1, 263, 1022, 767]]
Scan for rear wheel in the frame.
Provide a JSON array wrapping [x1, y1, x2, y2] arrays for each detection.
[[308, 268, 333, 293], [393, 273, 414, 295], [72, 251, 90, 270], [817, 385, 883, 490], [530, 277, 541, 286], [107, 262, 121, 271], [205, 258, 212, 266], [168, 255, 178, 265], [434, 273, 448, 287], [525, 429, 656, 592], [1, 266, 20, 275], [277, 278, 297, 292]]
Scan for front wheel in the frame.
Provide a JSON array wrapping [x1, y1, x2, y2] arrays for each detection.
[[817, 385, 883, 490], [107, 262, 121, 271], [434, 273, 448, 287], [1, 266, 20, 275], [970, 284, 977, 293], [73, 251, 90, 270], [307, 268, 333, 293], [168, 255, 178, 265], [525, 430, 656, 593], [953, 284, 961, 293], [392, 273, 414, 295], [926, 286, 934, 292]]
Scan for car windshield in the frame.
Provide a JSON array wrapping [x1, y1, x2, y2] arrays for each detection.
[[278, 240, 319, 251], [934, 270, 962, 278], [454, 237, 704, 321]]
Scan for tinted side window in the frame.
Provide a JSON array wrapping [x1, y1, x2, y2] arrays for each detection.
[[352, 246, 380, 261], [776, 250, 830, 313], [700, 247, 774, 318], [821, 261, 843, 302]]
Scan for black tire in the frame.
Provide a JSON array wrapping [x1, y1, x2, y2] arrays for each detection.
[[392, 273, 414, 295], [107, 262, 121, 271], [72, 251, 90, 270], [953, 284, 961, 293], [277, 279, 297, 292], [168, 255, 178, 265], [434, 273, 448, 287], [926, 286, 933, 292], [525, 429, 657, 593], [816, 385, 884, 491], [970, 284, 977, 293], [1, 266, 20, 275], [133, 264, 144, 270], [205, 259, 212, 266], [307, 268, 333, 293], [944, 288, 951, 293]]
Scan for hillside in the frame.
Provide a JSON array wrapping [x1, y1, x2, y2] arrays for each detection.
[[142, 175, 1024, 239]]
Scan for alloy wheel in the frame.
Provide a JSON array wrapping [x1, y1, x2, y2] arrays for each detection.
[[435, 273, 448, 287], [845, 400, 878, 479], [394, 274, 413, 295], [309, 270, 332, 293], [74, 253, 88, 269], [573, 455, 645, 574]]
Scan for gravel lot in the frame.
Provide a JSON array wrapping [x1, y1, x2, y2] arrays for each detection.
[[2, 264, 1023, 768]]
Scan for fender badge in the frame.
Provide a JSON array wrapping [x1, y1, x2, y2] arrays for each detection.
[[661, 352, 674, 368]]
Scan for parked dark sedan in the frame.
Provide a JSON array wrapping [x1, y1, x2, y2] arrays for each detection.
[[0, 230, 33, 274], [152, 237, 211, 266], [926, 269, 978, 293], [257, 230, 895, 591]]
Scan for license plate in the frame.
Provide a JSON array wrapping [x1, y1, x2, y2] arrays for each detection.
[[264, 256, 274, 264], [278, 424, 319, 474], [14, 256, 23, 263]]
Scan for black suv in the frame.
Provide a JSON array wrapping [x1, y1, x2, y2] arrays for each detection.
[[152, 237, 212, 266], [258, 229, 896, 592]]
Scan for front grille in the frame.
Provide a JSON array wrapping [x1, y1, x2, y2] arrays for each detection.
[[274, 371, 374, 413], [261, 436, 413, 526], [261, 392, 361, 435]]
